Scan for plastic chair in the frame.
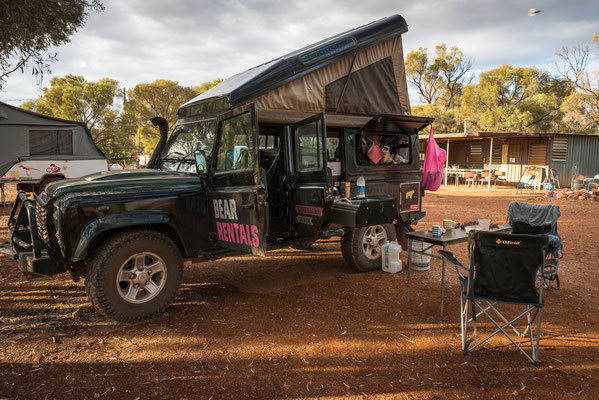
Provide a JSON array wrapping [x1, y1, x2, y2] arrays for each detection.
[[465, 172, 478, 188], [439, 231, 551, 364], [591, 174, 599, 191], [516, 175, 536, 194], [478, 171, 496, 188]]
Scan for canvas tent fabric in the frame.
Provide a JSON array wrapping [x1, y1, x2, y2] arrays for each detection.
[[180, 15, 411, 118], [0, 101, 106, 177]]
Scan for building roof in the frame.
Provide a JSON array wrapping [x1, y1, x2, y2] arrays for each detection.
[[418, 131, 599, 141]]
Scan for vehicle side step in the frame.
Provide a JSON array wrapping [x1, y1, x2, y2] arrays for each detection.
[[12, 237, 33, 249]]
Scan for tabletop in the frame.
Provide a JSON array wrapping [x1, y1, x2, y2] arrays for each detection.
[[405, 224, 512, 246]]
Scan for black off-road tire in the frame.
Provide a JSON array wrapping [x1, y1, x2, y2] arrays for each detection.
[[85, 230, 183, 322], [341, 224, 396, 272], [38, 176, 63, 194]]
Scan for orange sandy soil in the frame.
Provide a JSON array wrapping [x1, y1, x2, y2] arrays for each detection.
[[0, 184, 598, 399]]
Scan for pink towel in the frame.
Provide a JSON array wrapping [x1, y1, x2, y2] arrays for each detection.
[[367, 144, 385, 164]]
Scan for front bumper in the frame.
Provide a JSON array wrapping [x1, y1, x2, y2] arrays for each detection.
[[1, 191, 65, 276]]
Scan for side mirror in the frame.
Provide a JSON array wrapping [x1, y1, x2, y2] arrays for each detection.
[[194, 150, 208, 174]]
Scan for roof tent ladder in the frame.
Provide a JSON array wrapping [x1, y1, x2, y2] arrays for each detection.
[[334, 53, 358, 114]]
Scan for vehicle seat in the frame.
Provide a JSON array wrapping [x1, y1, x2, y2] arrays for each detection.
[[263, 149, 285, 218], [260, 148, 279, 172]]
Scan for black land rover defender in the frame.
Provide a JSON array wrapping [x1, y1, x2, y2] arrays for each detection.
[[1, 15, 433, 322]]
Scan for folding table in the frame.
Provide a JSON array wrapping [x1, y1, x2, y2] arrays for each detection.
[[406, 224, 511, 316]]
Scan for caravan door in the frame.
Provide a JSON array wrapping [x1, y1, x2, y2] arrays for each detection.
[[289, 113, 332, 238], [207, 104, 268, 256]]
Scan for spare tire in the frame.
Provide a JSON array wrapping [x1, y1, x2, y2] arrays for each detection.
[[341, 224, 396, 272]]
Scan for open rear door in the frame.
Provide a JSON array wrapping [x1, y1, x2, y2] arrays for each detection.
[[289, 113, 332, 238], [207, 103, 268, 256]]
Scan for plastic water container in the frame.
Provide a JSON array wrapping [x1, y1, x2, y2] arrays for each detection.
[[573, 179, 585, 191], [410, 240, 431, 271], [382, 241, 402, 273], [357, 174, 366, 198], [478, 219, 491, 231]]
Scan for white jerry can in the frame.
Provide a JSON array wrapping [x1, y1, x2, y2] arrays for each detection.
[[381, 241, 402, 273]]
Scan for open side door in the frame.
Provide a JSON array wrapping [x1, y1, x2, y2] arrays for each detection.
[[289, 113, 332, 238], [207, 103, 268, 256]]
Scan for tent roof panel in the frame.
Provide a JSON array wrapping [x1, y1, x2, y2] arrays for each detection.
[[181, 15, 408, 112]]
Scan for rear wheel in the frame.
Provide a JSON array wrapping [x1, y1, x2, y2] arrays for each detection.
[[38, 176, 63, 193], [85, 230, 183, 322], [341, 224, 396, 272]]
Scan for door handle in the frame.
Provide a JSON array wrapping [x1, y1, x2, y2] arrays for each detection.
[[241, 202, 255, 210]]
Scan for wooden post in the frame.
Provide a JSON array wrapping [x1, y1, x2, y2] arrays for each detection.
[[444, 139, 450, 186], [488, 137, 493, 192]]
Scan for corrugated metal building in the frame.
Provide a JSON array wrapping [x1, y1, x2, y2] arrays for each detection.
[[419, 132, 599, 187]]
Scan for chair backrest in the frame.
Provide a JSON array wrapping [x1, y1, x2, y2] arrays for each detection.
[[507, 201, 560, 231], [466, 171, 475, 178], [469, 231, 548, 305], [526, 175, 536, 184], [481, 171, 489, 178]]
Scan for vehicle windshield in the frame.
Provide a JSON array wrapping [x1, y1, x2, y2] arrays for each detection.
[[159, 120, 216, 173]]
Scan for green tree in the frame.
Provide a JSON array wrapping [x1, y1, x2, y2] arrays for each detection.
[[0, 0, 104, 88], [460, 64, 573, 132], [126, 79, 221, 153], [192, 78, 223, 96], [412, 104, 463, 133], [556, 33, 599, 132], [405, 44, 473, 107], [21, 74, 134, 158]]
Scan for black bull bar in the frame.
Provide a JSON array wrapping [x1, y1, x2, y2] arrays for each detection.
[[0, 191, 63, 276]]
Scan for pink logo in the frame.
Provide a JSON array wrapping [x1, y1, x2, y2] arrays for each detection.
[[295, 205, 323, 217], [410, 204, 419, 210], [216, 221, 260, 247]]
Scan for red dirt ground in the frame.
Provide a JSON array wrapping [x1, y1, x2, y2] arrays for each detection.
[[0, 184, 598, 399]]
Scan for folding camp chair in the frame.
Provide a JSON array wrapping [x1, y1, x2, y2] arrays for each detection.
[[439, 231, 551, 364], [507, 202, 562, 289], [516, 175, 536, 194]]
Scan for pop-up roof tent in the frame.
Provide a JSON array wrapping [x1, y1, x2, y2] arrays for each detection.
[[179, 15, 429, 130], [0, 101, 106, 177]]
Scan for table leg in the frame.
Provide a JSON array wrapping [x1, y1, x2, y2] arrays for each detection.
[[407, 239, 412, 303], [440, 243, 446, 316]]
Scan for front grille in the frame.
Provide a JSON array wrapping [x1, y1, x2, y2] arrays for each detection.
[[35, 200, 49, 243]]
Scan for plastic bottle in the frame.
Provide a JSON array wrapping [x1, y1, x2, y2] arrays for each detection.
[[357, 174, 366, 198], [382, 241, 402, 273]]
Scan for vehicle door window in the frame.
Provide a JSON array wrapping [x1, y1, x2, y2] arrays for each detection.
[[160, 121, 216, 173], [295, 119, 324, 171], [215, 112, 256, 172]]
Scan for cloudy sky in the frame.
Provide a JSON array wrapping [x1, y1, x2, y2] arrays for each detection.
[[2, 0, 598, 106]]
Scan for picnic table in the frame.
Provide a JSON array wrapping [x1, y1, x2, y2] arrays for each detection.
[[405, 223, 512, 316]]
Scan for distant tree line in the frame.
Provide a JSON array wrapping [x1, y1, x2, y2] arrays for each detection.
[[406, 34, 599, 134], [21, 78, 222, 160]]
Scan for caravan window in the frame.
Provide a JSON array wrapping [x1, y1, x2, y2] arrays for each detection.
[[356, 132, 411, 166], [29, 130, 73, 156]]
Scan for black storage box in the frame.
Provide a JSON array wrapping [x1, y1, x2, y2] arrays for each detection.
[[328, 195, 397, 228]]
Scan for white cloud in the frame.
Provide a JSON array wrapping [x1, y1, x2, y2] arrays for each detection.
[[1, 0, 598, 106]]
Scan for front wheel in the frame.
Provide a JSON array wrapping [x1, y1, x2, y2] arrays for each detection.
[[341, 224, 396, 272], [85, 230, 183, 322]]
